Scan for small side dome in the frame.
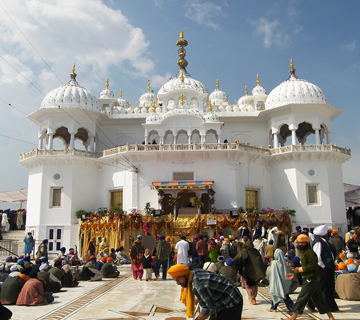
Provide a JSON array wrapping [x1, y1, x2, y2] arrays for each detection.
[[99, 78, 114, 99], [40, 64, 100, 112], [238, 86, 253, 111], [139, 80, 157, 108], [145, 104, 162, 123], [252, 74, 266, 96], [209, 79, 228, 108], [265, 60, 327, 110], [204, 101, 219, 122], [114, 89, 130, 113]]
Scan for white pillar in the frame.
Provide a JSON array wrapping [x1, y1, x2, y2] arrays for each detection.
[[89, 136, 95, 152], [38, 136, 43, 149], [273, 133, 279, 148], [315, 128, 320, 145], [69, 132, 75, 149], [291, 129, 297, 145], [47, 133, 54, 150]]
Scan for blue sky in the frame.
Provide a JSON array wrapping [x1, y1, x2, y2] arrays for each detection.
[[0, 0, 360, 207]]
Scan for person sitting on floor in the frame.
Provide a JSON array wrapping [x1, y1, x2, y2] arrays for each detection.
[[61, 264, 79, 287], [0, 274, 28, 305], [101, 257, 119, 278], [81, 257, 103, 281], [16, 277, 54, 306], [116, 246, 131, 265], [37, 263, 62, 293]]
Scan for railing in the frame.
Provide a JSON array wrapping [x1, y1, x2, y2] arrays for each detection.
[[0, 239, 19, 257], [20, 143, 351, 161], [102, 143, 272, 156], [20, 148, 101, 161], [269, 144, 351, 155]]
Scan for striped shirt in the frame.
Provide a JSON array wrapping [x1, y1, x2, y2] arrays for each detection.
[[191, 269, 243, 316]]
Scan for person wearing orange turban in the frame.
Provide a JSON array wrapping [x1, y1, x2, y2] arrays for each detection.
[[167, 264, 243, 319], [283, 229, 336, 320]]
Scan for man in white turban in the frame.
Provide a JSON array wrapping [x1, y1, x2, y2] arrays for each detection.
[[307, 224, 342, 313]]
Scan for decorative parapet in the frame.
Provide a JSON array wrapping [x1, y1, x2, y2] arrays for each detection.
[[19, 149, 100, 161], [269, 144, 351, 155]]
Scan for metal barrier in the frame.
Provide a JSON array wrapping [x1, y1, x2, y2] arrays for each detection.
[[0, 239, 19, 257]]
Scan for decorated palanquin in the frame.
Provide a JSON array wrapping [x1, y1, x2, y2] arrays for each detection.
[[78, 209, 294, 258]]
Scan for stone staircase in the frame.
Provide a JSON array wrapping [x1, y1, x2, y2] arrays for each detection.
[[0, 229, 25, 257]]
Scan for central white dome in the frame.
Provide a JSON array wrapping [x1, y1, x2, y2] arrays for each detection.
[[158, 71, 208, 95], [265, 74, 327, 110]]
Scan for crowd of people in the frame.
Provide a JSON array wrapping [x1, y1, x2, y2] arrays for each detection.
[[1, 220, 360, 319], [0, 209, 26, 234]]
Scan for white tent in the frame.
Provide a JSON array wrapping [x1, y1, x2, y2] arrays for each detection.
[[344, 183, 360, 208], [0, 188, 27, 204]]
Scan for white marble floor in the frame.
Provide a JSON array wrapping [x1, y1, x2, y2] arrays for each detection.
[[5, 266, 360, 320]]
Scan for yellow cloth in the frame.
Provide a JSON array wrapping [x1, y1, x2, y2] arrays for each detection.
[[167, 264, 190, 277], [180, 270, 195, 318]]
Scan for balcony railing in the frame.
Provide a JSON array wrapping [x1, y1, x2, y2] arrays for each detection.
[[20, 143, 351, 161]]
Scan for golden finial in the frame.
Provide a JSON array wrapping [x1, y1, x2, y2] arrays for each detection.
[[208, 100, 212, 112], [180, 72, 184, 82], [290, 59, 296, 75], [129, 102, 131, 107], [256, 74, 260, 85], [147, 80, 151, 92], [216, 79, 219, 90], [176, 31, 188, 69], [152, 101, 156, 113], [136, 103, 138, 107], [234, 100, 237, 105], [180, 94, 184, 106], [122, 102, 124, 107], [143, 102, 145, 107], [70, 63, 77, 80], [245, 86, 248, 95], [119, 89, 123, 98], [105, 78, 109, 88]]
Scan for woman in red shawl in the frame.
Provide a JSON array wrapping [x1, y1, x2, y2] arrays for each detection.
[[130, 235, 145, 280]]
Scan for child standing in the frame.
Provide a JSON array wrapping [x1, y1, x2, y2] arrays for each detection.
[[142, 249, 153, 281]]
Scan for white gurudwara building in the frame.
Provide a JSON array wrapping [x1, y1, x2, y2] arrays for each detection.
[[20, 31, 351, 253]]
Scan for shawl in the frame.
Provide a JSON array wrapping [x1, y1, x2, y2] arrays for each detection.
[[269, 249, 291, 304], [180, 270, 195, 318]]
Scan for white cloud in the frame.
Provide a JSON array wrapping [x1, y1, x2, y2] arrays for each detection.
[[249, 18, 290, 49], [0, 0, 155, 89], [341, 40, 357, 53], [151, 72, 173, 89], [184, 0, 223, 30]]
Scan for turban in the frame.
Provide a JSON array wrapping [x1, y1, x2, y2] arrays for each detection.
[[167, 264, 190, 278], [42, 239, 48, 244], [347, 264, 358, 273], [89, 255, 95, 260], [297, 234, 310, 243], [347, 253, 354, 259], [292, 257, 301, 265], [353, 234, 358, 239], [243, 236, 249, 241], [225, 258, 233, 266], [60, 247, 66, 252], [24, 256, 30, 262], [193, 257, 199, 263], [10, 265, 18, 272], [303, 228, 309, 232], [5, 256, 12, 262], [289, 245, 295, 250], [35, 259, 42, 265], [137, 235, 142, 239], [166, 236, 170, 241], [219, 236, 224, 240], [296, 226, 301, 231], [332, 230, 339, 235], [253, 234, 260, 240], [54, 260, 62, 267], [103, 247, 109, 252], [242, 220, 247, 225], [268, 240, 274, 245], [89, 257, 96, 262], [39, 264, 49, 271], [339, 253, 345, 259], [268, 222, 274, 226], [313, 224, 328, 236], [338, 262, 347, 270], [119, 246, 124, 251], [89, 248, 95, 253], [279, 230, 284, 235], [256, 220, 263, 225], [224, 238, 230, 243], [100, 257, 107, 262], [18, 255, 24, 259], [264, 255, 270, 259], [107, 257, 113, 263], [62, 265, 71, 273], [18, 274, 29, 282], [350, 230, 355, 234], [17, 259, 24, 265], [159, 236, 165, 240], [69, 249, 75, 254]]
